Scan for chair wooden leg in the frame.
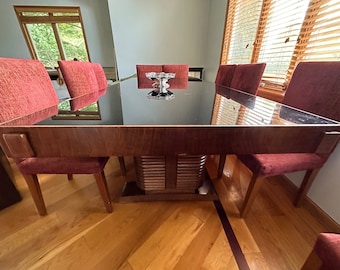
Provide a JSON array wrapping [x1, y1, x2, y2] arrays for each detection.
[[94, 171, 113, 213], [294, 169, 320, 207], [240, 174, 265, 218], [301, 249, 322, 270], [67, 174, 73, 181], [118, 156, 126, 176], [217, 154, 227, 178], [22, 174, 47, 216]]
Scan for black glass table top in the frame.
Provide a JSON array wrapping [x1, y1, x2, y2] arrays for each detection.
[[1, 78, 339, 127]]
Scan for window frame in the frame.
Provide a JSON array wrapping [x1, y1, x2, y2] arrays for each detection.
[[14, 5, 91, 64]]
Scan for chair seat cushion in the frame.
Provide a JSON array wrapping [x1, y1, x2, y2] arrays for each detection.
[[314, 233, 340, 269], [237, 153, 326, 177], [15, 157, 109, 175]]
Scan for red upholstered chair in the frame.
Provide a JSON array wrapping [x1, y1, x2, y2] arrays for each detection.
[[89, 62, 127, 174], [235, 61, 340, 217], [136, 64, 163, 88], [0, 58, 59, 124], [217, 63, 266, 176], [215, 64, 237, 86], [59, 60, 126, 177], [91, 62, 108, 97], [162, 64, 189, 89], [0, 57, 118, 215], [58, 60, 99, 111], [302, 233, 340, 270], [230, 63, 266, 95]]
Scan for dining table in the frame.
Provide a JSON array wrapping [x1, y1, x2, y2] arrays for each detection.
[[0, 77, 339, 203]]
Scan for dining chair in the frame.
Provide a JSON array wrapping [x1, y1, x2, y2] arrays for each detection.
[[58, 60, 99, 111], [91, 62, 108, 97], [59, 60, 126, 176], [90, 62, 127, 175], [0, 58, 59, 124], [230, 63, 266, 95], [234, 61, 340, 217], [136, 64, 189, 89], [162, 64, 189, 89], [136, 64, 163, 88], [0, 57, 120, 215], [215, 64, 237, 86], [301, 232, 340, 270], [217, 63, 266, 176]]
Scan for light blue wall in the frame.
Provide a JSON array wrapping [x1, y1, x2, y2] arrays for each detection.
[[107, 0, 211, 79], [287, 145, 340, 223]]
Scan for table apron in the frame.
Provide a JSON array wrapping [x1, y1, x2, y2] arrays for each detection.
[[0, 125, 339, 158]]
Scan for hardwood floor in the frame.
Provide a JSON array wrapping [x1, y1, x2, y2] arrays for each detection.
[[0, 155, 338, 269]]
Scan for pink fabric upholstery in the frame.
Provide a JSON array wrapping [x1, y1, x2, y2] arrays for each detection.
[[230, 63, 266, 95], [230, 61, 340, 216], [239, 61, 340, 176], [162, 64, 189, 89], [314, 233, 340, 269], [238, 61, 340, 178], [283, 61, 340, 121], [0, 58, 119, 215], [136, 64, 163, 88], [91, 63, 108, 97], [238, 153, 326, 177], [16, 157, 109, 174], [136, 64, 189, 89], [0, 57, 59, 124], [6, 107, 60, 126], [215, 64, 237, 86], [58, 60, 99, 111]]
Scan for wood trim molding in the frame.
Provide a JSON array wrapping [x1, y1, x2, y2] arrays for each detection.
[[257, 87, 285, 103], [279, 174, 340, 232]]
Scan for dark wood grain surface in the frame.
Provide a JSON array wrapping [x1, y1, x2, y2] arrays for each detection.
[[0, 125, 338, 158]]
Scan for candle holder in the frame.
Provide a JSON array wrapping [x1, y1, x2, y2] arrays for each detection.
[[145, 72, 176, 100]]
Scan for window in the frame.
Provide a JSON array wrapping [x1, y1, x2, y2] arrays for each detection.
[[14, 5, 90, 67], [14, 5, 100, 120], [221, 0, 340, 91]]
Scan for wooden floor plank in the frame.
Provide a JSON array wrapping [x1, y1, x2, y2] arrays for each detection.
[[0, 156, 337, 269], [127, 205, 205, 269], [173, 207, 222, 269], [202, 230, 238, 270]]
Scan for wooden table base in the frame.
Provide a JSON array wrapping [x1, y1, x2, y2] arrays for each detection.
[[118, 177, 218, 203]]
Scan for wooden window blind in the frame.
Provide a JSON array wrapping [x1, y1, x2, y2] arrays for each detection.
[[256, 0, 310, 89], [221, 0, 340, 92], [293, 0, 340, 63], [221, 0, 263, 64]]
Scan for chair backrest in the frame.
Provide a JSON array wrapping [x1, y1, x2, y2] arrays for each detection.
[[58, 60, 99, 111], [283, 61, 340, 121], [0, 57, 59, 124], [91, 63, 108, 97], [230, 63, 266, 95], [136, 64, 189, 89], [162, 64, 189, 89], [215, 64, 237, 86], [136, 64, 163, 88]]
